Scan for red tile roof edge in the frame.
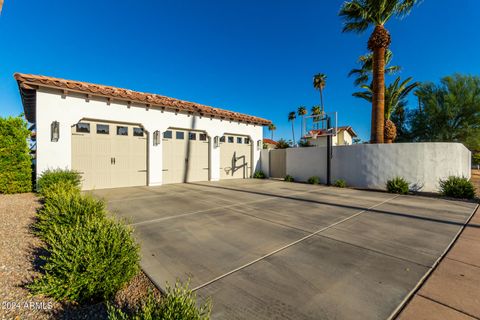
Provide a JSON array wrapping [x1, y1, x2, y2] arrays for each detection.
[[14, 73, 272, 126], [263, 138, 277, 144]]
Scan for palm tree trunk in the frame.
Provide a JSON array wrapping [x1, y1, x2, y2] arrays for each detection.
[[372, 46, 386, 143], [320, 89, 324, 112], [291, 121, 295, 146], [271, 130, 274, 140]]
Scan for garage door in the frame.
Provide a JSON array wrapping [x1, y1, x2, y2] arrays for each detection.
[[220, 135, 252, 179], [162, 129, 209, 184], [71, 120, 147, 190]]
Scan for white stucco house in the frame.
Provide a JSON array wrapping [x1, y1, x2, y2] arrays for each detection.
[[303, 126, 357, 147], [15, 73, 271, 190]]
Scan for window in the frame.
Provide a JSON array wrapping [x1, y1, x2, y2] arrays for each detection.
[[117, 126, 128, 136], [96, 124, 109, 134], [133, 127, 144, 137], [176, 131, 185, 140], [237, 137, 243, 144], [76, 122, 90, 133], [244, 138, 250, 144], [163, 130, 172, 139], [199, 133, 207, 141], [189, 132, 196, 140], [219, 136, 226, 143], [228, 136, 234, 143]]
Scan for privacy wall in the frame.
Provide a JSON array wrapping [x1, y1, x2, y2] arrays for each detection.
[[261, 143, 471, 192]]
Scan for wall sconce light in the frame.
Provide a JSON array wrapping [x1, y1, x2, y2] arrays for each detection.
[[153, 130, 161, 146], [214, 136, 219, 148], [257, 140, 262, 150], [51, 121, 59, 142]]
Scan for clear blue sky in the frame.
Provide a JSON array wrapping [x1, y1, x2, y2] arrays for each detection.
[[1, 0, 479, 141]]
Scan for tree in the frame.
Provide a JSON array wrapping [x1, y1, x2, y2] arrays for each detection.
[[311, 105, 322, 130], [275, 139, 291, 149], [268, 123, 277, 140], [313, 73, 327, 112], [349, 50, 400, 86], [408, 74, 480, 150], [340, 0, 420, 143], [288, 111, 296, 146], [297, 106, 307, 138]]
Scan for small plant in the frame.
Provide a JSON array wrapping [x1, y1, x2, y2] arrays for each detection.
[[107, 280, 211, 320], [334, 179, 347, 188], [284, 175, 294, 182], [439, 176, 476, 199], [386, 177, 409, 194], [307, 176, 320, 185], [253, 170, 266, 179], [29, 215, 140, 303], [37, 169, 81, 195]]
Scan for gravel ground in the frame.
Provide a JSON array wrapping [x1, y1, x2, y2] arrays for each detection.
[[0, 193, 160, 320]]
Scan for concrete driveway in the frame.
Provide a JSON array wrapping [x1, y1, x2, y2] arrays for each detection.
[[91, 179, 477, 320]]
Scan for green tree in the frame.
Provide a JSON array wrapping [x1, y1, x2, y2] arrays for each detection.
[[313, 73, 327, 112], [349, 50, 400, 86], [288, 112, 296, 146], [311, 105, 322, 130], [297, 106, 307, 138], [268, 123, 276, 140], [275, 138, 291, 149], [340, 0, 421, 143]]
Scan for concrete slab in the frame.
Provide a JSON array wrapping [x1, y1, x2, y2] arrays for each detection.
[[398, 296, 475, 320], [448, 237, 480, 267], [418, 258, 480, 318], [196, 236, 428, 320]]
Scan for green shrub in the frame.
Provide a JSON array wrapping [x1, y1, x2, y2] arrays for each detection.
[[107, 281, 211, 320], [37, 169, 81, 195], [439, 176, 476, 199], [0, 116, 32, 194], [253, 170, 266, 179], [307, 176, 320, 185], [334, 179, 347, 188], [386, 177, 409, 195], [35, 183, 106, 240], [284, 175, 294, 182], [29, 215, 140, 303]]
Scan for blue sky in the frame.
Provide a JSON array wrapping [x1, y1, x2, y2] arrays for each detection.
[[1, 0, 479, 141]]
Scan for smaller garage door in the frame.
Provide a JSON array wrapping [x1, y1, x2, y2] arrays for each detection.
[[162, 129, 209, 184], [220, 135, 252, 179]]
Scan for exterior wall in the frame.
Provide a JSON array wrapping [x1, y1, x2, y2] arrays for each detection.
[[35, 88, 263, 186], [311, 135, 338, 147], [261, 143, 471, 192], [338, 131, 353, 145]]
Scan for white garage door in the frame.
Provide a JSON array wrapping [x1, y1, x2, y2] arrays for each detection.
[[71, 120, 147, 190], [162, 129, 209, 184], [220, 135, 252, 179]]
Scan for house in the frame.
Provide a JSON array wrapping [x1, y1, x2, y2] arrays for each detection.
[[15, 73, 270, 190], [263, 138, 277, 149], [303, 126, 357, 147]]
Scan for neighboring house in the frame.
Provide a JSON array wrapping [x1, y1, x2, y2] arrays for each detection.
[[303, 126, 357, 147], [263, 138, 277, 149], [15, 73, 270, 190]]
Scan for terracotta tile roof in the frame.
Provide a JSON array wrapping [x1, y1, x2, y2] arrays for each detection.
[[14, 73, 271, 126], [263, 138, 277, 145], [304, 126, 357, 138]]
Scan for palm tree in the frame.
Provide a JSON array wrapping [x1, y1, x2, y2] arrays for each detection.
[[340, 0, 420, 143], [311, 105, 322, 130], [268, 123, 277, 140], [288, 111, 296, 146], [313, 73, 327, 112], [353, 76, 419, 142], [297, 106, 307, 138], [349, 50, 400, 86]]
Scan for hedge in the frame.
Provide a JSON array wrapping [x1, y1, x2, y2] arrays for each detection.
[[0, 116, 32, 194]]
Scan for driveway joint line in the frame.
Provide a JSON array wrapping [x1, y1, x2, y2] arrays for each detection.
[[191, 194, 400, 292], [445, 256, 480, 269], [416, 294, 480, 320]]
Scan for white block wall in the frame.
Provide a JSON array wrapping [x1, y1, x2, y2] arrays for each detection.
[[35, 88, 264, 186]]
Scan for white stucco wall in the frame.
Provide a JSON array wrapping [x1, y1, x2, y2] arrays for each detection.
[[35, 88, 264, 186], [263, 143, 471, 192]]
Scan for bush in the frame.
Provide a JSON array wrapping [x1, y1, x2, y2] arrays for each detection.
[[439, 176, 476, 199], [35, 182, 106, 240], [0, 116, 32, 194], [37, 169, 81, 195], [253, 170, 266, 179], [275, 139, 291, 149], [334, 179, 347, 188], [29, 215, 140, 303], [386, 177, 409, 195], [108, 281, 211, 320], [307, 176, 320, 185], [284, 175, 294, 182]]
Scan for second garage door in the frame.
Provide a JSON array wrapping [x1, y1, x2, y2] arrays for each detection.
[[162, 129, 209, 184], [220, 135, 252, 179]]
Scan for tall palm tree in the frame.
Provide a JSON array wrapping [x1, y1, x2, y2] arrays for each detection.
[[297, 106, 307, 138], [340, 0, 420, 143], [268, 123, 277, 140], [349, 49, 400, 86], [288, 112, 296, 146], [313, 73, 327, 112], [311, 105, 322, 130]]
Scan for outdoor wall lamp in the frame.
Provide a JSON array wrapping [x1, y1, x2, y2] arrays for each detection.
[[214, 136, 219, 148], [51, 121, 59, 142], [153, 130, 161, 146]]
